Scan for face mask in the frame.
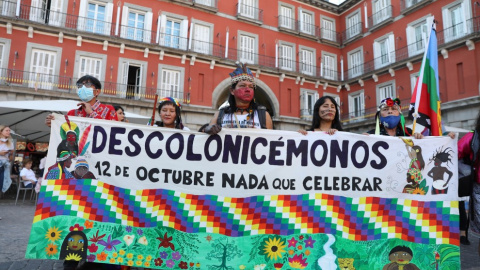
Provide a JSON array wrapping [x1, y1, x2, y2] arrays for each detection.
[[77, 86, 95, 102], [380, 115, 401, 129], [233, 87, 254, 102]]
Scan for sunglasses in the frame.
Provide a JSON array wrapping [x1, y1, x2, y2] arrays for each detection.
[[76, 82, 94, 89]]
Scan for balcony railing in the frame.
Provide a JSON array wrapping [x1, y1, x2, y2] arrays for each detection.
[[299, 21, 318, 37], [342, 22, 363, 42], [278, 15, 298, 32], [368, 5, 393, 30], [400, 0, 432, 14], [236, 3, 263, 24], [320, 27, 341, 43], [0, 0, 17, 17]]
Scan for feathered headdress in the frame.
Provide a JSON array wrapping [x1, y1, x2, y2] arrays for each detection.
[[229, 62, 255, 87], [159, 97, 181, 109]]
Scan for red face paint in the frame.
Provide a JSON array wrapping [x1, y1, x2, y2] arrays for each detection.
[[67, 133, 76, 146], [233, 87, 254, 102]]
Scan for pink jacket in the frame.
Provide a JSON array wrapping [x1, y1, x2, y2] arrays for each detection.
[[458, 132, 480, 183]]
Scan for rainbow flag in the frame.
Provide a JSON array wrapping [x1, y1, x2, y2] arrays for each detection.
[[408, 22, 443, 136]]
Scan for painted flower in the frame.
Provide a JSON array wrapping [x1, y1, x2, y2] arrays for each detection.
[[166, 259, 175, 268], [157, 232, 175, 250], [254, 264, 266, 270], [84, 220, 94, 229], [155, 258, 164, 266], [89, 230, 106, 243], [160, 251, 168, 259], [117, 257, 124, 263], [239, 265, 246, 270], [146, 255, 152, 261], [288, 250, 295, 255], [112, 252, 118, 258], [412, 187, 426, 195], [119, 249, 126, 256], [138, 236, 148, 245], [144, 261, 151, 267], [297, 245, 303, 250], [45, 226, 62, 242], [98, 235, 122, 252], [386, 98, 394, 107], [45, 243, 58, 256], [97, 251, 108, 261], [109, 258, 116, 264], [288, 254, 308, 269], [305, 250, 311, 256], [274, 263, 284, 270], [137, 254, 144, 260], [87, 254, 96, 262], [196, 263, 201, 267], [205, 235, 213, 242], [287, 237, 298, 248], [126, 226, 132, 232], [65, 253, 82, 261], [299, 235, 304, 240], [69, 224, 84, 232], [137, 229, 143, 235], [179, 261, 188, 269], [304, 236, 315, 248], [260, 236, 286, 261], [172, 251, 182, 260], [123, 235, 135, 246], [135, 260, 142, 266], [127, 253, 134, 259], [190, 262, 195, 267], [87, 243, 98, 253], [127, 260, 134, 266]]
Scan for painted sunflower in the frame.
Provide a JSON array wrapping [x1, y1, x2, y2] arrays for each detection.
[[45, 226, 62, 242], [45, 243, 58, 256], [65, 253, 82, 261], [259, 236, 286, 261]]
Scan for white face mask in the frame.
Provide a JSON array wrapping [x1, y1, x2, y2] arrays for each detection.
[[0, 138, 7, 142]]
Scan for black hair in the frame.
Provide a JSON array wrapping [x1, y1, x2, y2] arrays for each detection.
[[411, 145, 425, 170], [114, 105, 124, 112], [429, 147, 453, 165], [59, 231, 88, 260], [76, 75, 101, 90], [308, 96, 343, 131], [155, 100, 184, 129], [388, 245, 413, 257]]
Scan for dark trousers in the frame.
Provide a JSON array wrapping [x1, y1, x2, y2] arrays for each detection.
[[0, 165, 4, 192], [460, 200, 469, 232]]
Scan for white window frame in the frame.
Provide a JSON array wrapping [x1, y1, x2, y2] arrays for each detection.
[[30, 0, 67, 26], [238, 0, 258, 19], [158, 64, 185, 101], [300, 89, 319, 119], [299, 8, 315, 35], [376, 80, 396, 104], [373, 32, 394, 69], [299, 46, 316, 76], [410, 73, 420, 94], [117, 58, 147, 100], [195, 0, 213, 7], [372, 0, 390, 26], [321, 15, 336, 42], [25, 43, 62, 91], [78, 0, 114, 35], [442, 0, 472, 43], [322, 52, 337, 80], [278, 2, 295, 30], [158, 12, 188, 50], [278, 41, 295, 72], [74, 51, 107, 81], [238, 31, 258, 65], [120, 4, 153, 43], [406, 16, 433, 57], [0, 38, 11, 82], [346, 9, 361, 40], [191, 19, 214, 55], [347, 47, 363, 79], [348, 90, 365, 119]]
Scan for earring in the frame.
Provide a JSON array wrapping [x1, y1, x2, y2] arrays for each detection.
[[81, 248, 83, 251], [67, 247, 69, 250]]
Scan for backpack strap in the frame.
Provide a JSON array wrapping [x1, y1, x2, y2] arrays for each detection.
[[257, 105, 267, 129], [216, 108, 226, 126]]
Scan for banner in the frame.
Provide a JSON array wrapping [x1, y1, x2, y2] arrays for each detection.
[[26, 115, 460, 269]]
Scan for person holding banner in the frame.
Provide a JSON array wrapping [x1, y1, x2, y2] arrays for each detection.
[[298, 96, 343, 135], [0, 125, 13, 206], [365, 98, 423, 139], [155, 97, 190, 130], [45, 75, 118, 127], [204, 62, 273, 134]]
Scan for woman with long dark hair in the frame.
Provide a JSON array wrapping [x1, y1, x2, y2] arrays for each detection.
[[298, 96, 343, 135], [155, 97, 189, 130]]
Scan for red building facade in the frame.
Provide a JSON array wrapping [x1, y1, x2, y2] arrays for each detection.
[[0, 0, 478, 134]]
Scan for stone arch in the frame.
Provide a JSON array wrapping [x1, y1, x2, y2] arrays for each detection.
[[211, 78, 280, 118]]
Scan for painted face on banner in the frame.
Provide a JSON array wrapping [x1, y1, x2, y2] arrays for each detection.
[[67, 235, 85, 251], [319, 99, 336, 122], [232, 80, 255, 102], [160, 104, 177, 127], [66, 132, 76, 146], [388, 251, 413, 265]]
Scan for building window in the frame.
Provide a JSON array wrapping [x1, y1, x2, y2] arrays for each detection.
[[29, 49, 57, 90], [300, 89, 319, 119], [406, 17, 432, 57], [348, 48, 363, 79], [279, 4, 294, 30], [372, 0, 390, 26], [299, 9, 314, 35], [30, 0, 66, 26], [346, 9, 361, 40], [238, 0, 258, 19], [373, 33, 394, 69], [195, 0, 213, 6], [278, 41, 295, 71], [0, 39, 11, 80], [78, 57, 102, 79], [192, 22, 212, 55], [321, 16, 336, 41], [410, 73, 419, 94], [348, 91, 364, 119], [238, 32, 257, 64], [376, 81, 396, 104], [322, 53, 337, 80], [442, 1, 470, 42], [299, 47, 315, 76], [121, 6, 152, 43], [158, 64, 185, 101], [78, 1, 113, 35], [158, 14, 188, 50]]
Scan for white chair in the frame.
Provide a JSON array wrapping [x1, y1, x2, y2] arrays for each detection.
[[15, 175, 35, 205]]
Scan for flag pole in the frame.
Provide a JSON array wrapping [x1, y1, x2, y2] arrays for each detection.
[[412, 18, 436, 134], [151, 94, 158, 126]]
